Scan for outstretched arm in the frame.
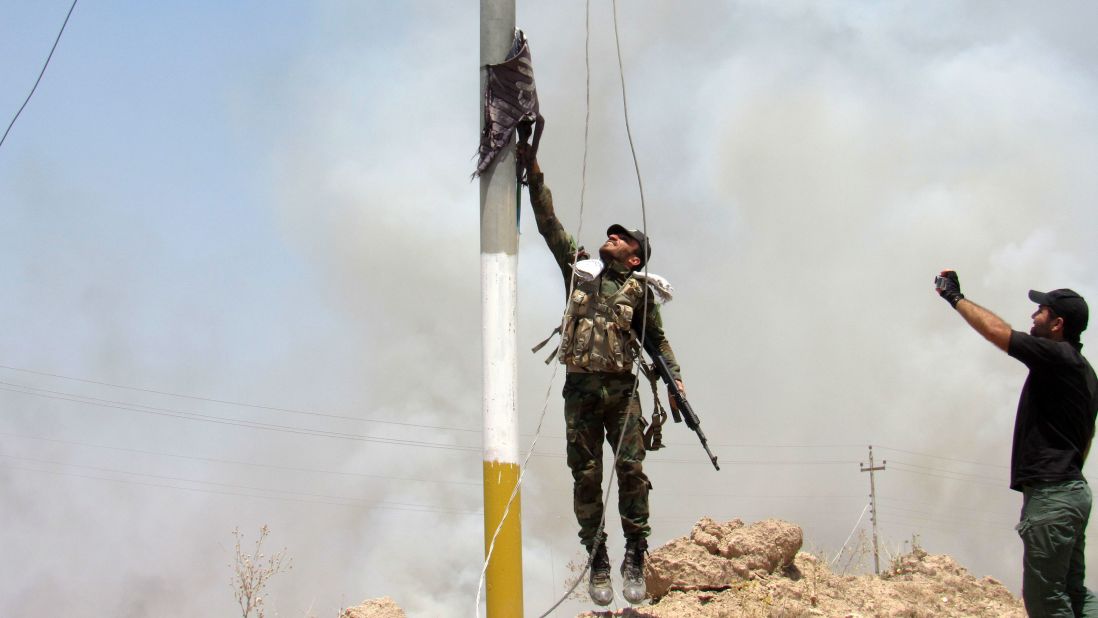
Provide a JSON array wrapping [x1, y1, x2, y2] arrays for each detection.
[[935, 270, 1012, 352], [955, 299, 1012, 352], [518, 143, 579, 285]]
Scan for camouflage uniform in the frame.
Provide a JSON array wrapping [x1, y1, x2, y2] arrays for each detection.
[[527, 171, 681, 548]]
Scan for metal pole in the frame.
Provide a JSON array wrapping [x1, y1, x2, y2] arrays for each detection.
[[860, 444, 886, 575], [480, 1, 522, 616]]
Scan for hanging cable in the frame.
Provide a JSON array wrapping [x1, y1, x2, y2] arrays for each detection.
[[830, 502, 871, 565], [536, 1, 655, 614], [476, 4, 596, 609], [478, 0, 661, 612], [0, 0, 80, 151], [474, 358, 563, 615], [611, 0, 648, 240]]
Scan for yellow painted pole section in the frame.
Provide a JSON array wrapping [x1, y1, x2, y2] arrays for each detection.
[[483, 460, 522, 617]]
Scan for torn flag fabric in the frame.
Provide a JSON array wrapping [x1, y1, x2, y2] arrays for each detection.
[[475, 30, 541, 178]]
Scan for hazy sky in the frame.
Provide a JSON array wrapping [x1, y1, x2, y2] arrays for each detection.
[[2, 2, 1098, 616]]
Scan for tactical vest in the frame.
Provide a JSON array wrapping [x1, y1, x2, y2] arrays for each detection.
[[558, 274, 646, 372]]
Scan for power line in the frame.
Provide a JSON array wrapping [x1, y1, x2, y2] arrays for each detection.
[[0, 378, 872, 466], [2, 458, 481, 515], [0, 365, 874, 451], [888, 459, 1008, 484], [0, 373, 1010, 476], [659, 491, 864, 500], [888, 462, 1004, 488], [879, 514, 1015, 537], [0, 0, 79, 150], [0, 383, 863, 466], [0, 364, 479, 433], [877, 503, 1015, 528], [887, 461, 1005, 491], [0, 431, 481, 487], [1, 451, 460, 508], [875, 444, 1008, 470], [877, 494, 1014, 518], [0, 383, 481, 453]]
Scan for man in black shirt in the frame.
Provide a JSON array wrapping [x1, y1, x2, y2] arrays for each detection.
[[936, 270, 1098, 617]]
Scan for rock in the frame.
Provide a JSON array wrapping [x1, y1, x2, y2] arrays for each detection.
[[347, 516, 1024, 618], [645, 517, 802, 599], [341, 596, 406, 618]]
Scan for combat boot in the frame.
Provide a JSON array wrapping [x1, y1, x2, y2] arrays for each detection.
[[621, 537, 648, 604], [587, 542, 613, 606]]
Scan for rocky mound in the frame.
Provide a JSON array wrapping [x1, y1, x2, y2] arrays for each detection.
[[341, 596, 406, 618], [343, 517, 1024, 617], [580, 517, 1024, 617]]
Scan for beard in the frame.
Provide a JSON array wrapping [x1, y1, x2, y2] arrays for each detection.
[[1030, 323, 1052, 338]]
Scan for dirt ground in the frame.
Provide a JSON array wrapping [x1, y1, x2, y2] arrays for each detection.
[[344, 517, 1025, 618], [576, 517, 1024, 618]]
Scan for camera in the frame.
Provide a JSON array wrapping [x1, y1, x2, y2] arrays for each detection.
[[935, 273, 958, 292]]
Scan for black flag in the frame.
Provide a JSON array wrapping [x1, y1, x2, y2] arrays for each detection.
[[475, 30, 542, 178]]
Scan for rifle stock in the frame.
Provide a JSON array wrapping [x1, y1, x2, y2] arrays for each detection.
[[640, 336, 720, 471]]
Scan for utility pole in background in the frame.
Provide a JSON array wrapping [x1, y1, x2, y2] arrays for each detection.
[[860, 444, 886, 574], [479, 0, 522, 616]]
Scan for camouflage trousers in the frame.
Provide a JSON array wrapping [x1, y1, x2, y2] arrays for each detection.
[[563, 372, 651, 548]]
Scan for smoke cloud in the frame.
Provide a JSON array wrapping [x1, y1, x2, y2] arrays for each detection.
[[1, 2, 1097, 616]]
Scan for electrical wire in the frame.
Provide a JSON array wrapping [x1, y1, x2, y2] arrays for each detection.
[[476, 2, 600, 609], [888, 461, 1006, 488], [2, 457, 480, 515], [876, 503, 1015, 528], [474, 357, 564, 616], [0, 431, 480, 487], [0, 451, 475, 510], [537, 2, 656, 614], [888, 459, 1008, 484], [0, 381, 860, 467], [0, 382, 481, 453], [875, 444, 1008, 470], [0, 363, 479, 433], [830, 502, 870, 565], [0, 0, 79, 150], [878, 515, 1014, 538], [876, 494, 1015, 518], [0, 365, 876, 450]]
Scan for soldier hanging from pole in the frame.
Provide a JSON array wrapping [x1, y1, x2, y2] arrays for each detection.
[[516, 125, 686, 607]]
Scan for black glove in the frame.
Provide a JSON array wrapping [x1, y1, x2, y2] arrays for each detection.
[[935, 270, 964, 308]]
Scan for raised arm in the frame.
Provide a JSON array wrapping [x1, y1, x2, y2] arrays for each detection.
[[519, 144, 579, 286], [936, 270, 1012, 352]]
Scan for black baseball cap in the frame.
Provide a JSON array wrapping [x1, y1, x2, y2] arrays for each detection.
[[1028, 288, 1089, 337], [606, 224, 652, 266]]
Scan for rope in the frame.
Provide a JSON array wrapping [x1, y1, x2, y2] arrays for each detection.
[[537, 1, 652, 615], [474, 361, 563, 616], [476, 3, 598, 611], [830, 502, 871, 565], [0, 0, 80, 151], [475, 1, 655, 613], [612, 0, 648, 243]]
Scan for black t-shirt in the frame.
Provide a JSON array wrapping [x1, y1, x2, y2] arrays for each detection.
[[1007, 331, 1098, 491]]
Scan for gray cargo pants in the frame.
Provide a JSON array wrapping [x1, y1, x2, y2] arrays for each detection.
[[1017, 480, 1098, 617]]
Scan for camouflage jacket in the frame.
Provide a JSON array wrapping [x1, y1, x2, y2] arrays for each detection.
[[528, 171, 681, 379]]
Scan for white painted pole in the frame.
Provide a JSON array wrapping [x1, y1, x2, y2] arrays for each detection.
[[479, 0, 522, 615]]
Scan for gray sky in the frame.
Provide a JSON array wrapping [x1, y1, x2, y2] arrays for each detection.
[[2, 1, 1097, 616]]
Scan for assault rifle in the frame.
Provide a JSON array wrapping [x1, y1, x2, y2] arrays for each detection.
[[641, 336, 720, 471]]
